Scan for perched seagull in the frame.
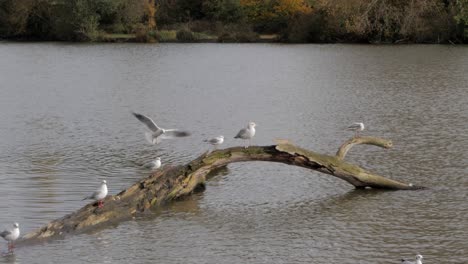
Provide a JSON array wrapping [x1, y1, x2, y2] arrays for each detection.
[[0, 223, 19, 252], [132, 112, 190, 145], [143, 157, 161, 170], [347, 122, 365, 137], [83, 180, 108, 208], [401, 254, 423, 264], [234, 122, 256, 148], [204, 135, 224, 150]]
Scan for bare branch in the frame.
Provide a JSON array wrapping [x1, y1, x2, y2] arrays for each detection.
[[336, 136, 393, 160]]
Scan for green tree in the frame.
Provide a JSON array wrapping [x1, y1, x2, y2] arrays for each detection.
[[176, 0, 205, 21], [0, 0, 55, 39], [53, 0, 147, 40], [455, 0, 468, 39], [114, 0, 146, 33], [202, 0, 245, 23], [52, 0, 101, 40], [0, 0, 35, 37]]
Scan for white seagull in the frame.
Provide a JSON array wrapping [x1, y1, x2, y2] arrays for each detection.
[[143, 157, 161, 170], [83, 180, 108, 208], [0, 223, 20, 252], [347, 122, 365, 137], [234, 122, 256, 148], [401, 254, 423, 264], [204, 135, 224, 150], [132, 112, 190, 145]]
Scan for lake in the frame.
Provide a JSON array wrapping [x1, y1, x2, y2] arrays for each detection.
[[0, 42, 467, 263]]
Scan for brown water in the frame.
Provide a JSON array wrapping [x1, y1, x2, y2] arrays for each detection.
[[0, 43, 467, 263]]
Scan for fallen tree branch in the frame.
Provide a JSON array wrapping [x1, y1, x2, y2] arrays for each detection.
[[19, 138, 424, 244]]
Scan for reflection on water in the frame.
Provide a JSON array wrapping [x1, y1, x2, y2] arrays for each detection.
[[0, 43, 467, 263], [0, 253, 17, 264]]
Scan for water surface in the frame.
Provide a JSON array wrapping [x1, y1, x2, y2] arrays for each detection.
[[0, 43, 467, 263]]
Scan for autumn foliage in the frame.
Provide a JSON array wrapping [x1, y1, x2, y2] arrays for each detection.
[[239, 0, 312, 32], [0, 0, 467, 43], [146, 0, 157, 30]]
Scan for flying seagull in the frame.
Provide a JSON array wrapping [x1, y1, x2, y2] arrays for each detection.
[[0, 223, 19, 252], [204, 135, 224, 150], [401, 254, 423, 264], [234, 122, 256, 148], [132, 112, 190, 144], [83, 180, 108, 208], [347, 122, 365, 137], [143, 157, 161, 170]]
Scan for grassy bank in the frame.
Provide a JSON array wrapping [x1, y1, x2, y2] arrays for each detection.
[[100, 29, 279, 43]]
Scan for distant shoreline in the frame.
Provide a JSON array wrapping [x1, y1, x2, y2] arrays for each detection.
[[2, 1, 467, 45], [1, 32, 465, 45]]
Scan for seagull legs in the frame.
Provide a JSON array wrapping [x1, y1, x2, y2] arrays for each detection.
[[7, 242, 14, 253], [244, 139, 251, 148], [208, 145, 218, 153], [98, 200, 104, 208], [354, 130, 360, 138]]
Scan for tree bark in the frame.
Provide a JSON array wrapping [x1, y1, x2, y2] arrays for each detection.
[[19, 137, 424, 244]]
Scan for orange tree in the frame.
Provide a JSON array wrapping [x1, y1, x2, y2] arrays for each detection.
[[146, 0, 157, 30], [240, 0, 311, 32]]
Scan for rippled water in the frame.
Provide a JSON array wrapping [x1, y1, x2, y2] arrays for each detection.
[[0, 43, 467, 263]]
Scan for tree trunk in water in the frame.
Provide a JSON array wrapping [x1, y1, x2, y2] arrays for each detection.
[[19, 137, 424, 244]]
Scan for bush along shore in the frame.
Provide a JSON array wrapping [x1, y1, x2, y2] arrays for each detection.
[[101, 27, 280, 43], [1, 0, 467, 44]]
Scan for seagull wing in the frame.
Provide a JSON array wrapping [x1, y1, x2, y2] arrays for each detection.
[[82, 190, 99, 200], [82, 193, 93, 200], [346, 123, 361, 130], [234, 128, 248, 139], [93, 190, 101, 198], [0, 230, 11, 238], [207, 138, 219, 144], [162, 129, 191, 138], [132, 112, 161, 132]]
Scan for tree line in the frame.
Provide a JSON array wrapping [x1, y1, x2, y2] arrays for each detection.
[[0, 0, 467, 43]]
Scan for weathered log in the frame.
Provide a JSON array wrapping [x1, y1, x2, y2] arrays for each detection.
[[19, 137, 424, 244]]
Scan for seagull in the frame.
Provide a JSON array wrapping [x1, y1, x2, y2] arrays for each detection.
[[234, 122, 256, 148], [347, 122, 365, 137], [132, 112, 190, 145], [143, 157, 161, 170], [204, 135, 224, 150], [401, 254, 423, 264], [0, 223, 19, 252], [83, 180, 108, 208]]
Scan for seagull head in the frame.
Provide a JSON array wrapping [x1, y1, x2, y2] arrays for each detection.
[[416, 255, 423, 260], [102, 180, 107, 184], [219, 135, 224, 139], [156, 157, 161, 161], [248, 122, 256, 128], [13, 223, 19, 228]]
